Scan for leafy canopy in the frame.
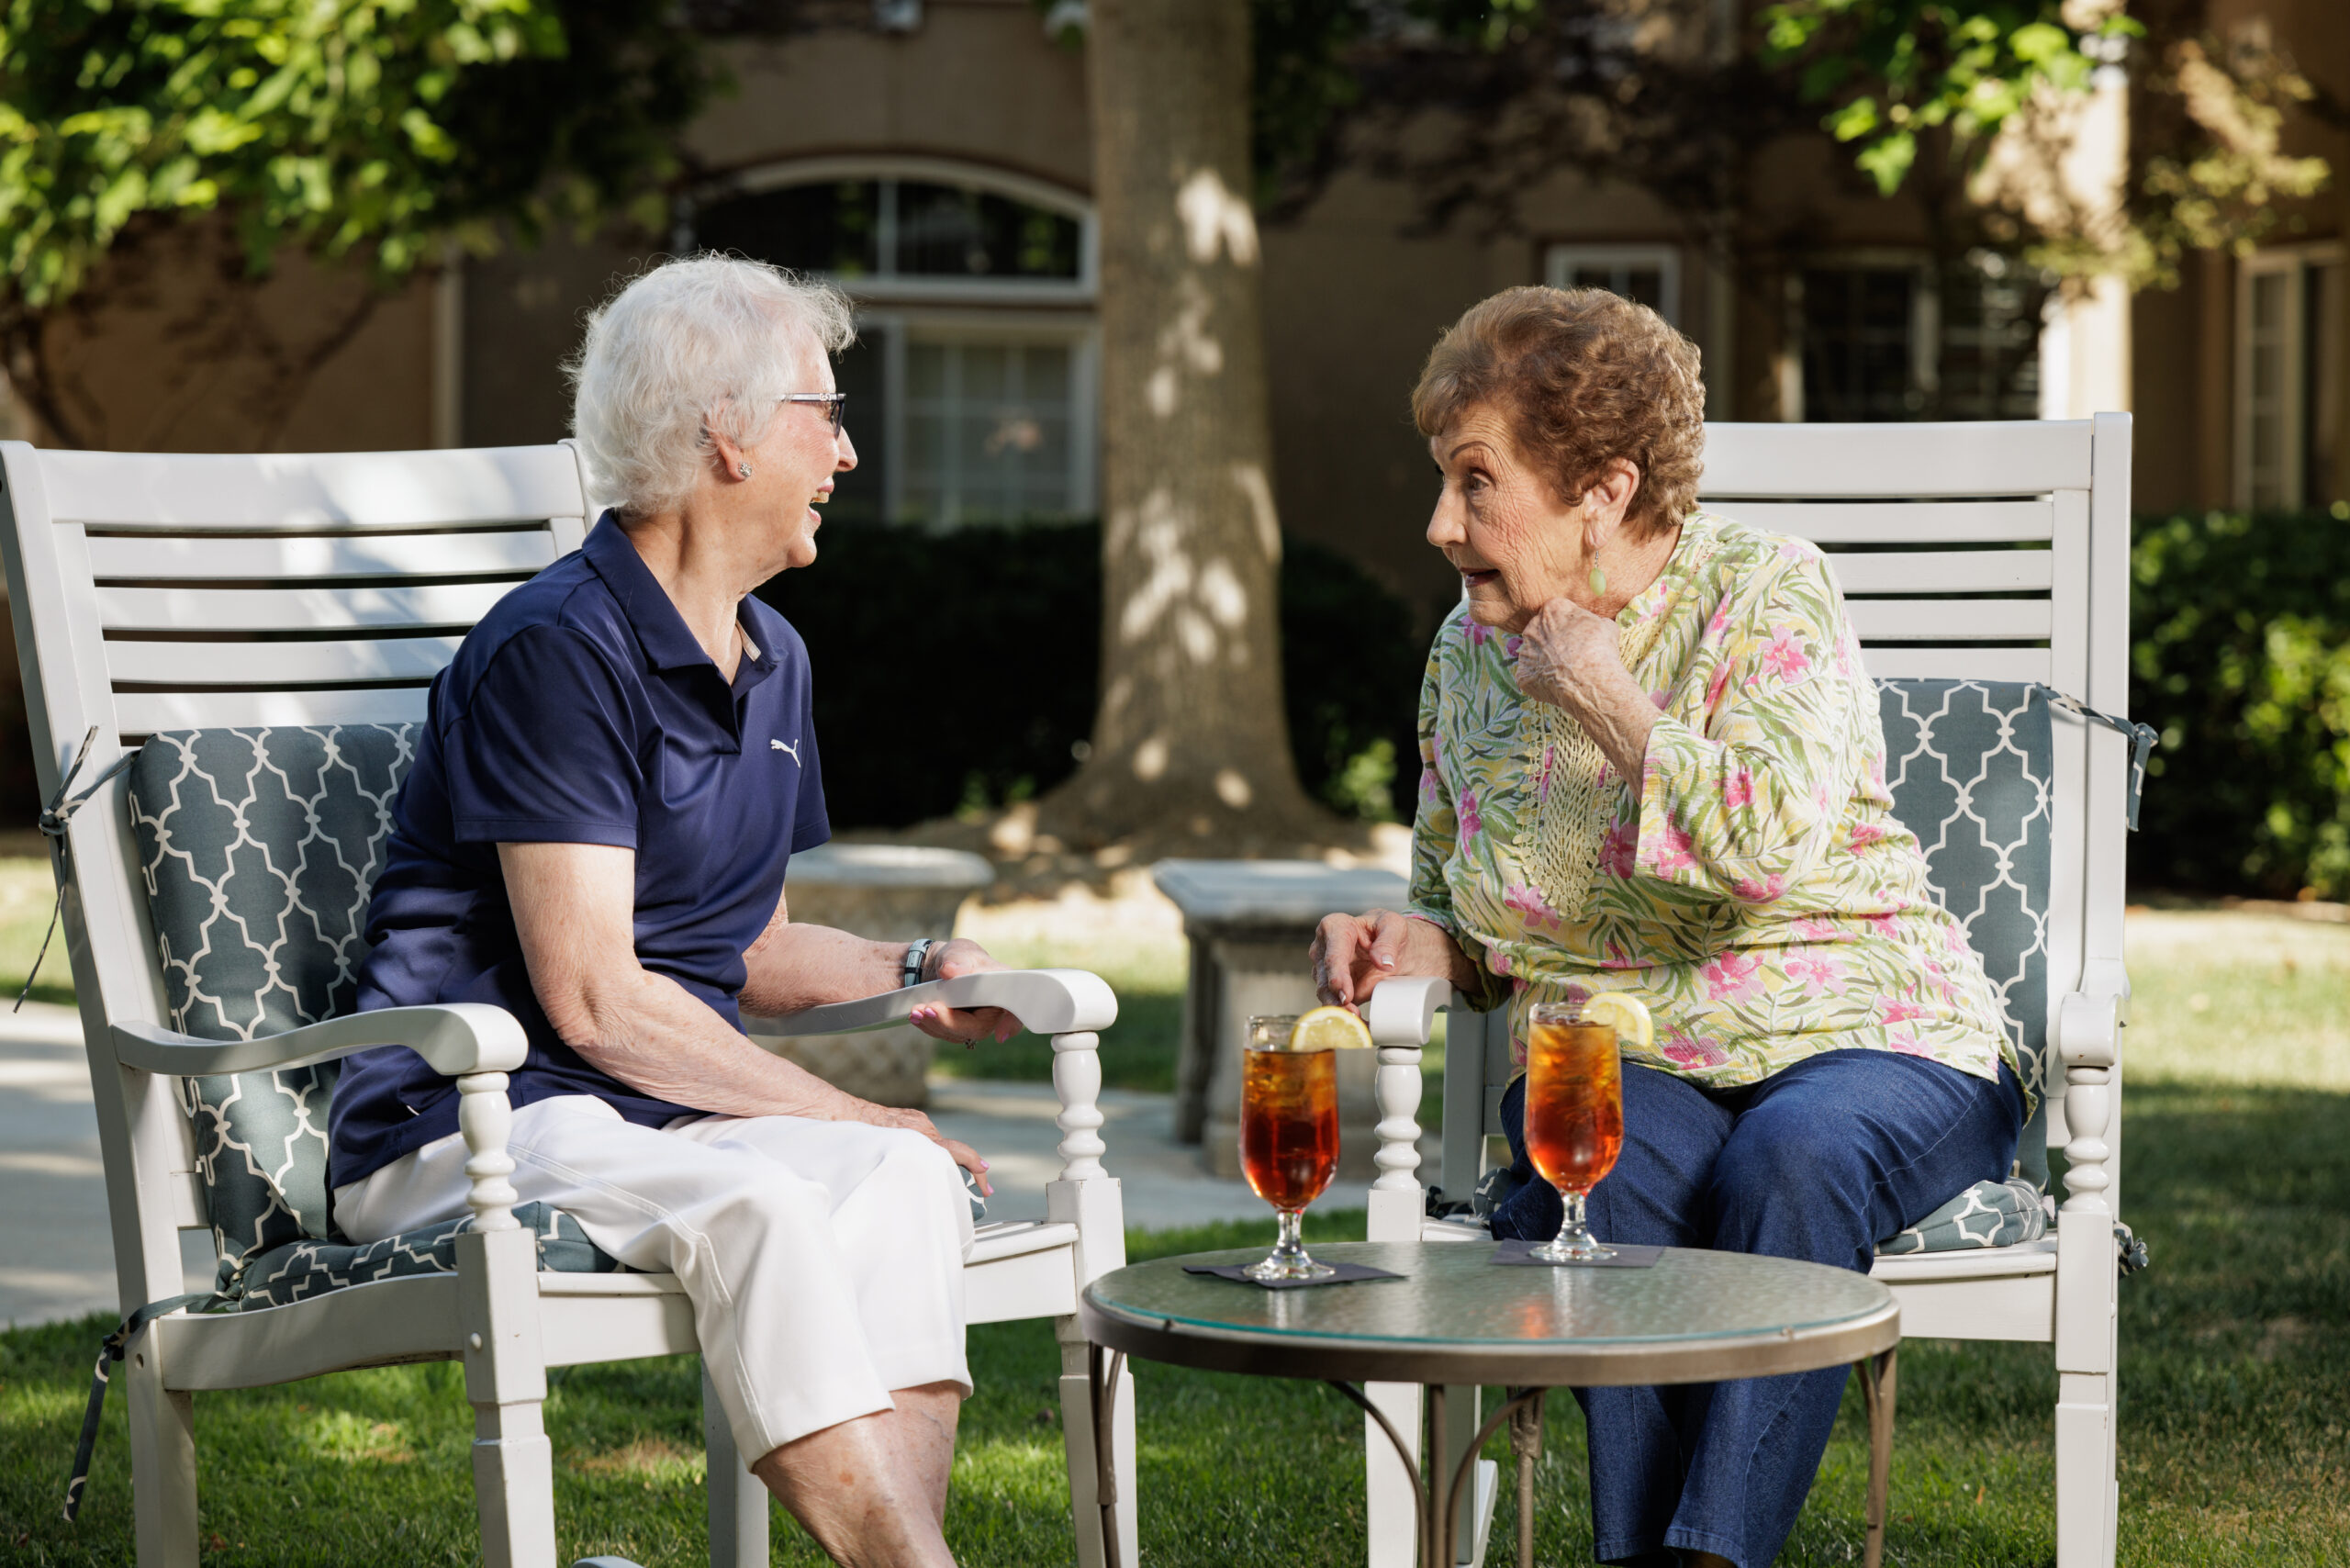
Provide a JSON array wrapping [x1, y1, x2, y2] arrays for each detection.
[[1759, 0, 2140, 194], [0, 0, 711, 311], [1231, 0, 2133, 204]]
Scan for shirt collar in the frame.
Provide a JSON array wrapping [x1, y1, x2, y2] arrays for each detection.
[[583, 512, 773, 684], [1619, 509, 1718, 630]]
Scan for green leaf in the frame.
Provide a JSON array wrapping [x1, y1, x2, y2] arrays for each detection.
[[1826, 95, 1880, 143], [1856, 129, 1916, 195]]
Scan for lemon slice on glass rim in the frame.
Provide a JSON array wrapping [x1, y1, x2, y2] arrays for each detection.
[[1289, 1004, 1375, 1051], [1579, 991, 1655, 1053]]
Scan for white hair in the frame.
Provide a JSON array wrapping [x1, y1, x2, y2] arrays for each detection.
[[567, 254, 856, 518]]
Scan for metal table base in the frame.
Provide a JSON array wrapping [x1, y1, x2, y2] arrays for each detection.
[[1088, 1344, 1898, 1568]]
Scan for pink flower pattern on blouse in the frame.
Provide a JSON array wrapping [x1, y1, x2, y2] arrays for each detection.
[[1404, 510, 2015, 1093]]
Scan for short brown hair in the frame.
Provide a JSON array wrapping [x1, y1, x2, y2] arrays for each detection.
[[1412, 286, 1706, 537]]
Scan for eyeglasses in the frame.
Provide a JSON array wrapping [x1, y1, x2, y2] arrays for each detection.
[[780, 393, 847, 435]]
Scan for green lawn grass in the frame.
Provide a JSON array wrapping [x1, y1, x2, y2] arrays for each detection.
[[0, 857, 75, 1009], [2, 899, 2340, 1564]]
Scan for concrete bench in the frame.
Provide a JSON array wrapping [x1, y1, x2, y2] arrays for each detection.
[[1151, 858, 1407, 1180], [766, 843, 996, 1106]]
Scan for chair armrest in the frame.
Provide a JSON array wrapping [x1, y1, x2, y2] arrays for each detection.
[[2053, 991, 2121, 1070], [115, 1006, 532, 1229], [744, 968, 1118, 1039], [111, 1004, 529, 1078], [2051, 977, 2126, 1222], [1365, 976, 1455, 1047]]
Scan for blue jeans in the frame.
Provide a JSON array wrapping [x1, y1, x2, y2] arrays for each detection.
[[1493, 1048, 2024, 1568]]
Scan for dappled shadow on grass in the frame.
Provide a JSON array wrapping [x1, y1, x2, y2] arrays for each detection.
[[3, 1085, 2339, 1564]]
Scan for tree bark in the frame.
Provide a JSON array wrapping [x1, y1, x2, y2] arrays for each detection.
[[6, 211, 397, 454], [1040, 0, 1333, 852]]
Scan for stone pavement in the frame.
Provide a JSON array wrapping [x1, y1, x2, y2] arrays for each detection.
[[0, 1002, 218, 1327], [0, 1007, 1406, 1328]]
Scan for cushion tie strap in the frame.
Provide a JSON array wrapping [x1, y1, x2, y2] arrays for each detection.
[[2115, 1221, 2152, 1277], [17, 725, 139, 1013], [62, 1291, 227, 1521], [2035, 686, 2158, 832]]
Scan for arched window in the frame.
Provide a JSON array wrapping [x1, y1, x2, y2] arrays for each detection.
[[686, 158, 1097, 527]]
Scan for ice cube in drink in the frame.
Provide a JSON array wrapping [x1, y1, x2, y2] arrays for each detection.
[[1239, 1046, 1339, 1212], [1526, 1020, 1624, 1195]]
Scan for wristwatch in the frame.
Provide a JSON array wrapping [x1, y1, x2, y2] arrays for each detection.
[[901, 938, 936, 990]]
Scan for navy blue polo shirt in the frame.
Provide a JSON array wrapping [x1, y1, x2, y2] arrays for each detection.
[[328, 515, 830, 1191]]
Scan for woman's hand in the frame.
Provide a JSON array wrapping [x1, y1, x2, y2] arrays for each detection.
[[907, 937, 1019, 1048], [1516, 597, 1660, 784], [851, 1101, 991, 1198], [1311, 908, 1475, 1011]]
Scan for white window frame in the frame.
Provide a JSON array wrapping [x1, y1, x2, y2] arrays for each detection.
[[2234, 241, 2345, 510], [856, 308, 1101, 525], [1544, 244, 1684, 326], [688, 155, 1098, 306], [686, 157, 1102, 527]]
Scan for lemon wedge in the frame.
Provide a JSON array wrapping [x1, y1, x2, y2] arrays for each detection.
[[1580, 991, 1655, 1053], [1290, 1004, 1376, 1052]]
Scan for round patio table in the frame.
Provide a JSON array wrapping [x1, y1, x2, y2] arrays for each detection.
[[1078, 1238, 1900, 1568]]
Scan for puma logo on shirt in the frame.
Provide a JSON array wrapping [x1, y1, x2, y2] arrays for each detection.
[[771, 738, 803, 764]]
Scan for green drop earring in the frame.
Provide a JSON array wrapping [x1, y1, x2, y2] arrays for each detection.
[[1588, 565, 1608, 598]]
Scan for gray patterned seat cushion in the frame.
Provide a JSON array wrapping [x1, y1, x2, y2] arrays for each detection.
[[1877, 1176, 2049, 1255], [126, 727, 617, 1301]]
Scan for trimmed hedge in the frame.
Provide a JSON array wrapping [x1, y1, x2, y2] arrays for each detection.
[[757, 522, 1425, 831], [2132, 505, 2350, 900]]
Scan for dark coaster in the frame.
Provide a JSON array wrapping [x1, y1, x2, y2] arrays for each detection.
[[1490, 1239, 1663, 1269], [1182, 1261, 1405, 1291]]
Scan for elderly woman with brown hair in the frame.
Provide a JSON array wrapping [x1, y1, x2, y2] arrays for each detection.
[[1312, 286, 2028, 1568]]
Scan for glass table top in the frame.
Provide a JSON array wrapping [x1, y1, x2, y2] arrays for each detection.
[[1084, 1241, 1893, 1350]]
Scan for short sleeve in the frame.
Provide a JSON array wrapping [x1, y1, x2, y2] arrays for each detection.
[[443, 626, 644, 846], [789, 678, 831, 854]]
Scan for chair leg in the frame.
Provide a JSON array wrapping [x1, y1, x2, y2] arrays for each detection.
[[1057, 1325, 1136, 1568], [123, 1327, 197, 1568], [2054, 1369, 2116, 1568], [1363, 1382, 1420, 1568], [701, 1364, 768, 1568], [460, 1228, 558, 1568]]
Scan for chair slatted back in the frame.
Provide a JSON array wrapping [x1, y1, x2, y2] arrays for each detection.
[[1442, 416, 2136, 1211], [0, 442, 591, 1311]]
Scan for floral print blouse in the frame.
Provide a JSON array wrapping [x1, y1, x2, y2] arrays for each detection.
[[1406, 510, 2019, 1099]]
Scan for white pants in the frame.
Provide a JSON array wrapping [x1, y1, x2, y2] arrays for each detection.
[[335, 1095, 974, 1465]]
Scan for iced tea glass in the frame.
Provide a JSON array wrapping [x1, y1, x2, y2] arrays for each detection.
[[1239, 1014, 1340, 1282], [1525, 999, 1628, 1261]]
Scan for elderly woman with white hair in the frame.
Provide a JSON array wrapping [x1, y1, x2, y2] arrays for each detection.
[[326, 255, 1007, 1566]]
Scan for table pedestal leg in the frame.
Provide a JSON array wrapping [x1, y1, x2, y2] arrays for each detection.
[[1506, 1387, 1542, 1568], [1088, 1343, 1128, 1568], [1859, 1347, 1897, 1568]]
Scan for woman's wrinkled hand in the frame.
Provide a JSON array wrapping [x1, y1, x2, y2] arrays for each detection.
[[907, 936, 1019, 1049], [1516, 596, 1660, 784], [856, 1103, 991, 1197], [1516, 596, 1627, 721], [1311, 908, 1459, 1011]]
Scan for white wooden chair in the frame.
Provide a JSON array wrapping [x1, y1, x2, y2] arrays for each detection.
[[0, 440, 1138, 1568], [1358, 415, 2138, 1567]]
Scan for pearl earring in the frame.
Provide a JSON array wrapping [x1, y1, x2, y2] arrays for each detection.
[[1588, 565, 1607, 597]]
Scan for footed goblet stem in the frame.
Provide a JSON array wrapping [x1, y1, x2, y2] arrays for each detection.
[[1531, 1190, 1615, 1263], [1247, 1209, 1335, 1282]]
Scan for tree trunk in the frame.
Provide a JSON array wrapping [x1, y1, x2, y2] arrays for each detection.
[[6, 211, 394, 454], [1040, 0, 1333, 854]]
